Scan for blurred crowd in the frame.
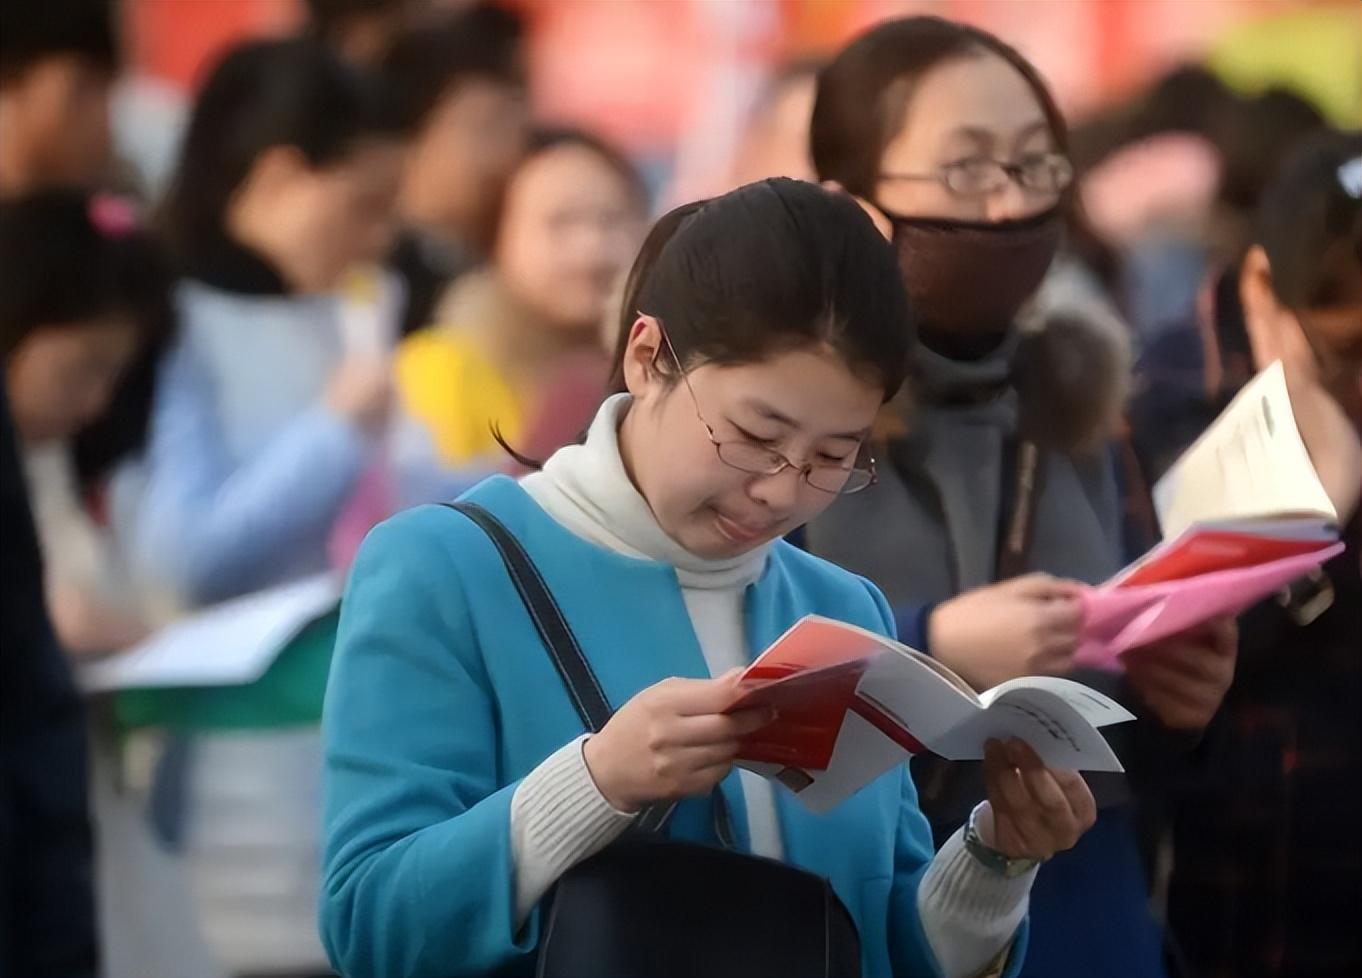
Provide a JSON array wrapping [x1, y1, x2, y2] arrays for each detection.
[[0, 1, 1357, 977]]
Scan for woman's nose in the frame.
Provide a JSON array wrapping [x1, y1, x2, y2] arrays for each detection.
[[745, 465, 802, 514], [984, 179, 1034, 223]]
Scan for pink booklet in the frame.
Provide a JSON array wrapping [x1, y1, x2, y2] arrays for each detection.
[[1074, 362, 1347, 669], [1074, 538, 1344, 671]]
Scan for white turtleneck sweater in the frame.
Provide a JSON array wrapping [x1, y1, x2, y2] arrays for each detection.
[[510, 394, 1032, 978]]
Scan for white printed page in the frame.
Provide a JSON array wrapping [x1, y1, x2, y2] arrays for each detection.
[[935, 687, 1126, 773], [979, 676, 1135, 728], [857, 649, 983, 748], [1154, 360, 1337, 539], [79, 574, 340, 692]]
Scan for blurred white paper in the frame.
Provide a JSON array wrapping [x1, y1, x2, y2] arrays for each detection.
[[79, 574, 340, 693], [1153, 360, 1336, 539]]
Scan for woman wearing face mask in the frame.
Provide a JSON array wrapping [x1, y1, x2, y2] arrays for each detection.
[[322, 179, 1099, 978], [396, 127, 647, 471], [804, 18, 1238, 978], [1136, 131, 1362, 978]]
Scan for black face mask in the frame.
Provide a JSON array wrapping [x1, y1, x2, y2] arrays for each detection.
[[883, 206, 1063, 337]]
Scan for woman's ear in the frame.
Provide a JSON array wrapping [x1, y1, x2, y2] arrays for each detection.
[[620, 314, 665, 398], [823, 179, 891, 240], [242, 146, 310, 200], [1239, 245, 1290, 371]]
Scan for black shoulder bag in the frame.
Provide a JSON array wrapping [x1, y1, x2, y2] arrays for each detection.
[[444, 502, 861, 978]]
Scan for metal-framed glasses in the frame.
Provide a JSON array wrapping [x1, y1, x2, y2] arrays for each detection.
[[880, 152, 1074, 198], [657, 325, 877, 495]]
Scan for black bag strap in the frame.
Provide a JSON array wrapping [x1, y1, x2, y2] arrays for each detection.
[[445, 501, 612, 730], [443, 501, 735, 847]]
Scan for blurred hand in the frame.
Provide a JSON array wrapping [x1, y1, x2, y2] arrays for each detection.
[[48, 582, 148, 659], [1124, 617, 1237, 730], [583, 670, 776, 813], [981, 738, 1096, 861], [928, 574, 1085, 690], [326, 358, 394, 435]]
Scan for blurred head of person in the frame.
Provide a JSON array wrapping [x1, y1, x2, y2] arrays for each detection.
[[383, 2, 528, 253], [813, 16, 1071, 344], [0, 0, 118, 194], [304, 0, 414, 69], [1239, 130, 1362, 518], [1208, 87, 1326, 259], [1, 189, 171, 444], [161, 37, 407, 294], [491, 128, 647, 339], [728, 57, 825, 187], [1072, 68, 1325, 261]]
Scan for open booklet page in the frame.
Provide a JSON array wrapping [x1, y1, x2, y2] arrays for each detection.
[[731, 616, 1133, 812], [1153, 360, 1336, 539]]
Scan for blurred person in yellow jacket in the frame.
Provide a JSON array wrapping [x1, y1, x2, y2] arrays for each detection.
[[397, 128, 647, 468]]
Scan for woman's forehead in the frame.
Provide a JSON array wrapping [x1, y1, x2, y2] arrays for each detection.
[[889, 54, 1053, 152], [695, 347, 882, 435]]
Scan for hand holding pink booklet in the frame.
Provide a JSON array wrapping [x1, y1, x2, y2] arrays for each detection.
[[1074, 362, 1343, 671], [1074, 539, 1343, 670]]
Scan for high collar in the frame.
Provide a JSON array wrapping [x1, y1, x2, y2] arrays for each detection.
[[520, 393, 770, 590]]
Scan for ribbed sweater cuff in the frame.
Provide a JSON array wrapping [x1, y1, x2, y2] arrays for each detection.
[[509, 735, 635, 924], [917, 816, 1034, 978]]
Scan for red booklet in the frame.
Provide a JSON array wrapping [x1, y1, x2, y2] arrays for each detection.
[[727, 616, 1133, 812]]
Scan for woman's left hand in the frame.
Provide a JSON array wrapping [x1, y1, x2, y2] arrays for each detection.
[[981, 738, 1097, 861], [1124, 617, 1238, 731]]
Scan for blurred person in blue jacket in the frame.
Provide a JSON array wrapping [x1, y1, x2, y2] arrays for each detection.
[[108, 37, 411, 978]]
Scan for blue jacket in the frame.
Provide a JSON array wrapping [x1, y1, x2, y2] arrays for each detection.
[[320, 476, 1027, 977]]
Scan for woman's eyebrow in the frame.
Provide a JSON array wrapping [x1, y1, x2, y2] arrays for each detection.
[[947, 119, 1050, 148], [739, 398, 869, 442], [1013, 119, 1052, 146]]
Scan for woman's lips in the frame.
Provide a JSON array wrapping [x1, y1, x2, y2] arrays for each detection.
[[712, 507, 777, 544]]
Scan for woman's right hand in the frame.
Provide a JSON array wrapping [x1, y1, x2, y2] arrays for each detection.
[[583, 670, 776, 813], [928, 573, 1085, 690], [326, 357, 394, 435]]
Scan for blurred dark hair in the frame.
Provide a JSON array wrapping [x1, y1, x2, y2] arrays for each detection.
[[0, 0, 118, 85], [1072, 67, 1325, 215], [1256, 129, 1362, 309], [1069, 65, 1237, 172], [811, 16, 1068, 200], [0, 189, 170, 356], [381, 3, 526, 131], [0, 189, 175, 482], [607, 178, 912, 401], [160, 36, 405, 261], [305, 0, 408, 31], [1213, 88, 1326, 215]]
